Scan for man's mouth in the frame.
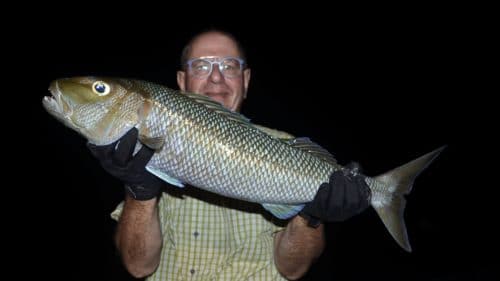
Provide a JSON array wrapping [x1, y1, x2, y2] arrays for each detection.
[[205, 92, 228, 105]]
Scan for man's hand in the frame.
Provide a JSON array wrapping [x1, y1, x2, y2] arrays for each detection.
[[87, 128, 164, 200], [300, 170, 371, 226]]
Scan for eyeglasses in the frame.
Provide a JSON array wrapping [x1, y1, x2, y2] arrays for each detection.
[[185, 56, 245, 78]]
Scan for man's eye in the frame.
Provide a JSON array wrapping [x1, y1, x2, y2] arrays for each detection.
[[195, 65, 209, 71]]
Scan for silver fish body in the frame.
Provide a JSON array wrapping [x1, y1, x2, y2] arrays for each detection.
[[43, 76, 445, 252], [140, 81, 336, 204]]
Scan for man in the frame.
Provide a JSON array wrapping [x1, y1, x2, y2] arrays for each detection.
[[88, 29, 370, 280]]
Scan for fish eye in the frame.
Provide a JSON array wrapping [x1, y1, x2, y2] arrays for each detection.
[[92, 81, 111, 96]]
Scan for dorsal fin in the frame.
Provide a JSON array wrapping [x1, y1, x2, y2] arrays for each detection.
[[252, 124, 295, 140], [288, 137, 337, 165], [183, 91, 251, 125]]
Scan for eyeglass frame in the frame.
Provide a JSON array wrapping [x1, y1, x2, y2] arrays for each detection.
[[184, 56, 246, 78]]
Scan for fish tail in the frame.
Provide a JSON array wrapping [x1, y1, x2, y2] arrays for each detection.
[[367, 145, 446, 252]]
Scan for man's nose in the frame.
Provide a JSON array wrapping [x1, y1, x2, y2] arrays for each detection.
[[209, 63, 224, 83]]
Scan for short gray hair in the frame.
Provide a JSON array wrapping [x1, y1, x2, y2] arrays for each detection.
[[180, 29, 247, 69]]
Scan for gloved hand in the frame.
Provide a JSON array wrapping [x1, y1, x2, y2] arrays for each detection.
[[87, 128, 164, 200], [299, 169, 371, 227]]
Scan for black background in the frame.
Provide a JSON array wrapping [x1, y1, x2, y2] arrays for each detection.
[[21, 5, 497, 281]]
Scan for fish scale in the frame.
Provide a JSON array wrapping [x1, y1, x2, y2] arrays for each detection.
[[43, 76, 445, 252], [131, 80, 334, 204]]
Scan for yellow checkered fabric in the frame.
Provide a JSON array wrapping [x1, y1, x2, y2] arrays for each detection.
[[111, 188, 287, 280]]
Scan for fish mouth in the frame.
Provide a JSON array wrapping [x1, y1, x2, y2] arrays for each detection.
[[43, 80, 72, 118]]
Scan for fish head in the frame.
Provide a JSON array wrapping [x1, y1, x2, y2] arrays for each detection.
[[43, 77, 141, 145]]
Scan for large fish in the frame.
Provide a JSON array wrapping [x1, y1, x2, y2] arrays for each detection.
[[43, 76, 444, 252]]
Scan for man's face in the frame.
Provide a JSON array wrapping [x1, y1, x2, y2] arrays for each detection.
[[177, 32, 251, 112]]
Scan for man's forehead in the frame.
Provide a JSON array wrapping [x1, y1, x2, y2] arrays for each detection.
[[189, 33, 240, 57]]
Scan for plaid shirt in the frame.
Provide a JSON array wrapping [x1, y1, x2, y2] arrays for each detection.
[[112, 187, 288, 281]]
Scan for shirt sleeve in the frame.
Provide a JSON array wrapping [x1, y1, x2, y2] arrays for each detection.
[[110, 201, 124, 221]]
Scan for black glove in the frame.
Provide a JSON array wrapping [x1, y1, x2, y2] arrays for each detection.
[[87, 128, 164, 200], [300, 169, 371, 227]]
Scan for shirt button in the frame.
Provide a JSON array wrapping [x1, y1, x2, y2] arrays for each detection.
[[190, 269, 195, 274], [193, 231, 199, 238]]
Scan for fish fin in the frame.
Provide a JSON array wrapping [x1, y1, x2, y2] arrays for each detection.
[[146, 166, 185, 188], [184, 91, 252, 125], [139, 134, 166, 150], [262, 203, 305, 219], [369, 145, 446, 252], [135, 97, 166, 150], [252, 124, 295, 140], [288, 137, 338, 165]]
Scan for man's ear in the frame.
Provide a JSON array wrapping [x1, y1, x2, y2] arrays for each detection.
[[177, 71, 186, 91], [243, 68, 251, 98]]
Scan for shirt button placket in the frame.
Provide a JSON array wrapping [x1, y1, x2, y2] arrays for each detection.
[[190, 231, 199, 279]]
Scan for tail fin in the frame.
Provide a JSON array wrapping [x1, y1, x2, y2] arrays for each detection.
[[368, 146, 446, 252]]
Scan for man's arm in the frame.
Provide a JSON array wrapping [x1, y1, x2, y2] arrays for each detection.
[[274, 170, 371, 280], [274, 216, 325, 280], [115, 195, 162, 278], [87, 128, 166, 278]]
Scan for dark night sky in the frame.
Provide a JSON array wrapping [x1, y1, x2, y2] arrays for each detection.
[[25, 10, 496, 281]]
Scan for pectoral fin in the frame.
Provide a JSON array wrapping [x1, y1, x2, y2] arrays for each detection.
[[139, 135, 166, 150], [146, 166, 185, 188]]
